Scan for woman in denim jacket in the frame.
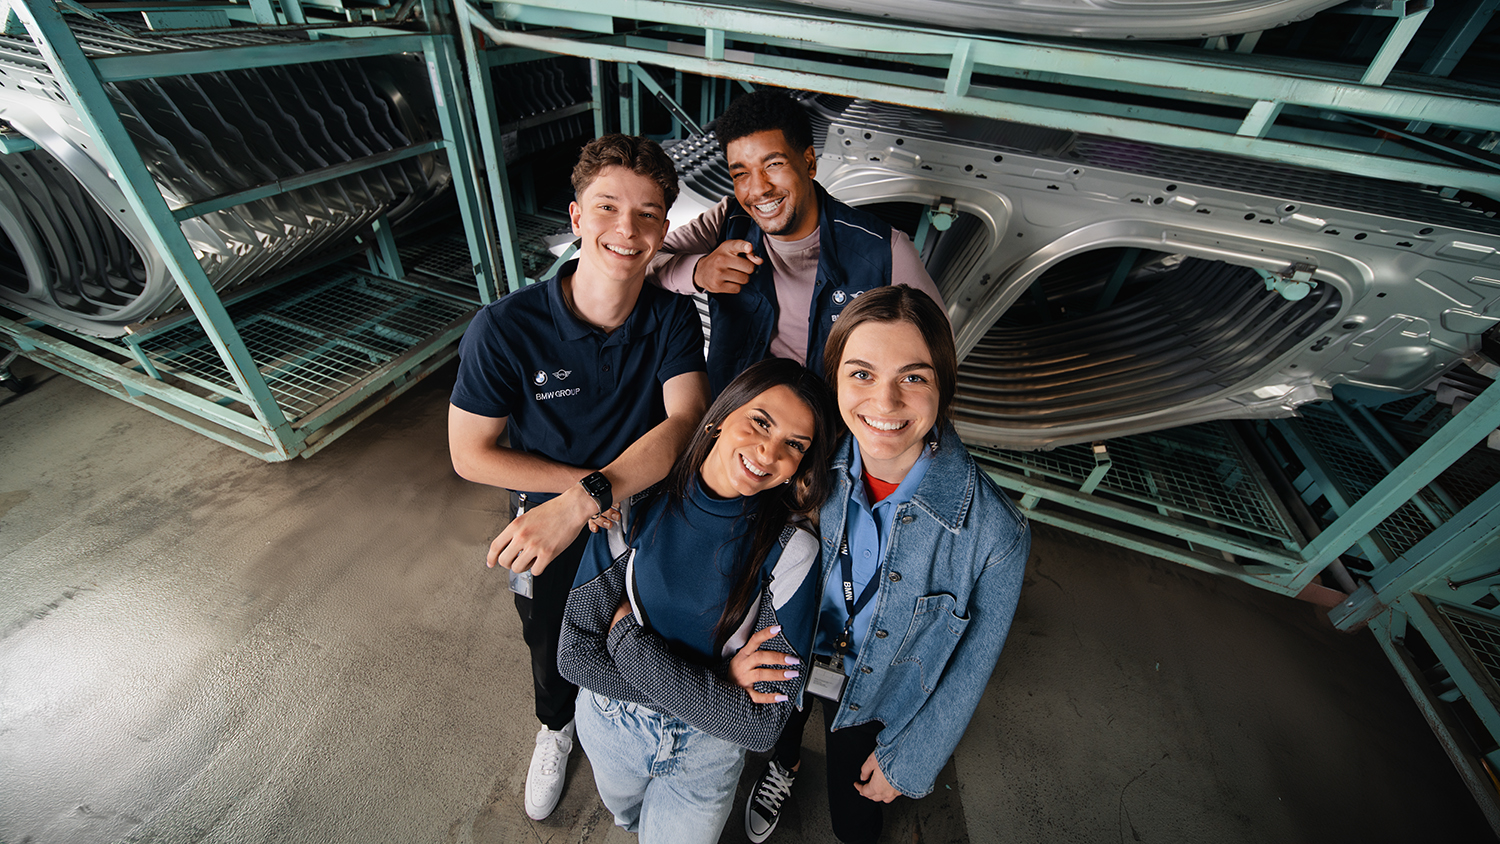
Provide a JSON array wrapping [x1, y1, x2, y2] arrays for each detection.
[[736, 285, 1031, 844]]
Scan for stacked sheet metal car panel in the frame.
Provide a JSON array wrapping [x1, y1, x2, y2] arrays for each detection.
[[668, 94, 1500, 450], [0, 18, 450, 337], [777, 0, 1344, 39]]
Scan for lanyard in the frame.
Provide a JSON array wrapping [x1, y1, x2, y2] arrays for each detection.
[[833, 536, 881, 655]]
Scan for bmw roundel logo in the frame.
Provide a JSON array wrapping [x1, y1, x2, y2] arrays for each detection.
[[832, 289, 847, 305], [533, 370, 548, 386]]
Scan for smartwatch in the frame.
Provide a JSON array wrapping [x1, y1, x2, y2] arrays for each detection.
[[579, 471, 612, 515]]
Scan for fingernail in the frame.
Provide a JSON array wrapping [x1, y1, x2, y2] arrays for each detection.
[[784, 670, 799, 679], [769, 625, 782, 634], [785, 656, 800, 665], [775, 694, 788, 702]]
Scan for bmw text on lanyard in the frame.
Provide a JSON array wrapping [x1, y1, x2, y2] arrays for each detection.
[[805, 535, 883, 702], [834, 536, 881, 655]]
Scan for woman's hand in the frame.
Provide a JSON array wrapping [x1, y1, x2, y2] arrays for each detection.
[[855, 753, 900, 803], [587, 505, 622, 533], [728, 625, 800, 704], [610, 599, 632, 630]]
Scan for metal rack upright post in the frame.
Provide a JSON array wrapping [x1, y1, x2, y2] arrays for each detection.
[[0, 0, 499, 460]]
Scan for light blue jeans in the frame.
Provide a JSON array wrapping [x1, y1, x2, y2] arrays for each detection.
[[574, 688, 747, 844]]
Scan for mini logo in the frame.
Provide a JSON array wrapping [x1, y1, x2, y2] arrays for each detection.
[[553, 369, 571, 381], [832, 289, 847, 305], [533, 370, 548, 386], [852, 290, 864, 299]]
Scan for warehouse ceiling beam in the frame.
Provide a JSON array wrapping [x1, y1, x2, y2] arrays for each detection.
[[479, 0, 1500, 132], [466, 6, 1500, 197]]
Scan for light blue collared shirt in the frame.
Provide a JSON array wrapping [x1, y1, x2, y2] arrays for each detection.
[[814, 433, 935, 673]]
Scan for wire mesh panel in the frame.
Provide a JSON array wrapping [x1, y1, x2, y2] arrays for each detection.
[[1438, 604, 1500, 698], [1369, 395, 1500, 513], [128, 269, 474, 422], [405, 213, 568, 287], [970, 422, 1298, 547], [1290, 403, 1452, 558]]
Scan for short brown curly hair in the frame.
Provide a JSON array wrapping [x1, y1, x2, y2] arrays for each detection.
[[571, 133, 679, 210]]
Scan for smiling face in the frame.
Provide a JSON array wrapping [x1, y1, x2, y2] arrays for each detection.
[[725, 129, 819, 242], [836, 319, 941, 483], [568, 165, 669, 285], [699, 384, 817, 499]]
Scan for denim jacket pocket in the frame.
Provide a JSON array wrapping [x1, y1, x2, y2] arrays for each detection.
[[891, 594, 970, 694]]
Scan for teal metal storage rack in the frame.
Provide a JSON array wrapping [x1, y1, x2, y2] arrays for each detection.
[[0, 0, 499, 460]]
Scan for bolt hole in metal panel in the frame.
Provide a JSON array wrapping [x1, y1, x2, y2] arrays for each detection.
[[0, 15, 452, 337]]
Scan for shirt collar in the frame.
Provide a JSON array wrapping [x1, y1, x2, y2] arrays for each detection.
[[545, 260, 593, 342], [689, 473, 758, 518], [848, 428, 937, 510], [545, 259, 661, 345]]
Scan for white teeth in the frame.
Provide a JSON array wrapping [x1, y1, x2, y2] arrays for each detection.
[[861, 416, 908, 432], [605, 244, 640, 256], [740, 453, 769, 477], [754, 197, 784, 214]]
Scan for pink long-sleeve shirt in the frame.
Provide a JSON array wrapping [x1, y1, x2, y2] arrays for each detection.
[[650, 197, 947, 366]]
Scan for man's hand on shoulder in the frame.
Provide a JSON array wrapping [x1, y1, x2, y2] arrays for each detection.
[[487, 484, 597, 575], [692, 239, 762, 294]]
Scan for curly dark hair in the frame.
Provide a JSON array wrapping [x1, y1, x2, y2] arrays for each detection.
[[713, 89, 815, 158], [571, 133, 679, 210]]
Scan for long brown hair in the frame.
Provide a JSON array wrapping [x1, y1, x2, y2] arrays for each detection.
[[660, 358, 836, 650], [821, 285, 958, 424]]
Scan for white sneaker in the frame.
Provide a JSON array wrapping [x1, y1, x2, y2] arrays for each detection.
[[524, 721, 574, 820]]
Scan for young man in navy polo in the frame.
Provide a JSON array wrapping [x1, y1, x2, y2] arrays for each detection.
[[449, 134, 709, 821]]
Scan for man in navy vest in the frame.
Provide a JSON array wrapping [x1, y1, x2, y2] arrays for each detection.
[[651, 89, 945, 395], [449, 135, 709, 822]]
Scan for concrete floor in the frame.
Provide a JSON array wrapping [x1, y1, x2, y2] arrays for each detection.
[[1, 355, 1491, 844]]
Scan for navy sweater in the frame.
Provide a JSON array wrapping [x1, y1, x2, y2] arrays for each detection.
[[558, 480, 821, 752]]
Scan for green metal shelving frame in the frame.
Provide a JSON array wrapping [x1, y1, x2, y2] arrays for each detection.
[[0, 0, 500, 460]]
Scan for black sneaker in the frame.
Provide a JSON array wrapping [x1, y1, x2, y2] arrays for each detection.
[[745, 759, 796, 843]]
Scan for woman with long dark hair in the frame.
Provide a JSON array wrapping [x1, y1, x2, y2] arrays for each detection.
[[741, 285, 1031, 844], [557, 358, 837, 844]]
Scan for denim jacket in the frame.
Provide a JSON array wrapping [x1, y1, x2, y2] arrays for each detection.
[[815, 422, 1030, 798]]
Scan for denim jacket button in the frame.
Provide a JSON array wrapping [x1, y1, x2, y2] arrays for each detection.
[[900, 514, 916, 524], [849, 703, 860, 711], [888, 571, 901, 582], [874, 629, 888, 638], [860, 666, 873, 674]]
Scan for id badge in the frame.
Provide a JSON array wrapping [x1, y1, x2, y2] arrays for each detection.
[[806, 658, 847, 702]]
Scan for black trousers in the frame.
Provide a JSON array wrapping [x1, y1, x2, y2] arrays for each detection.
[[514, 526, 589, 731], [772, 698, 886, 844]]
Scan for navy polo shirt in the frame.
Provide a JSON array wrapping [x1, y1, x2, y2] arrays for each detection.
[[451, 260, 706, 499]]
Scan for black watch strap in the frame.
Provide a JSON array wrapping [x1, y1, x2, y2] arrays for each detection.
[[580, 471, 612, 514]]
